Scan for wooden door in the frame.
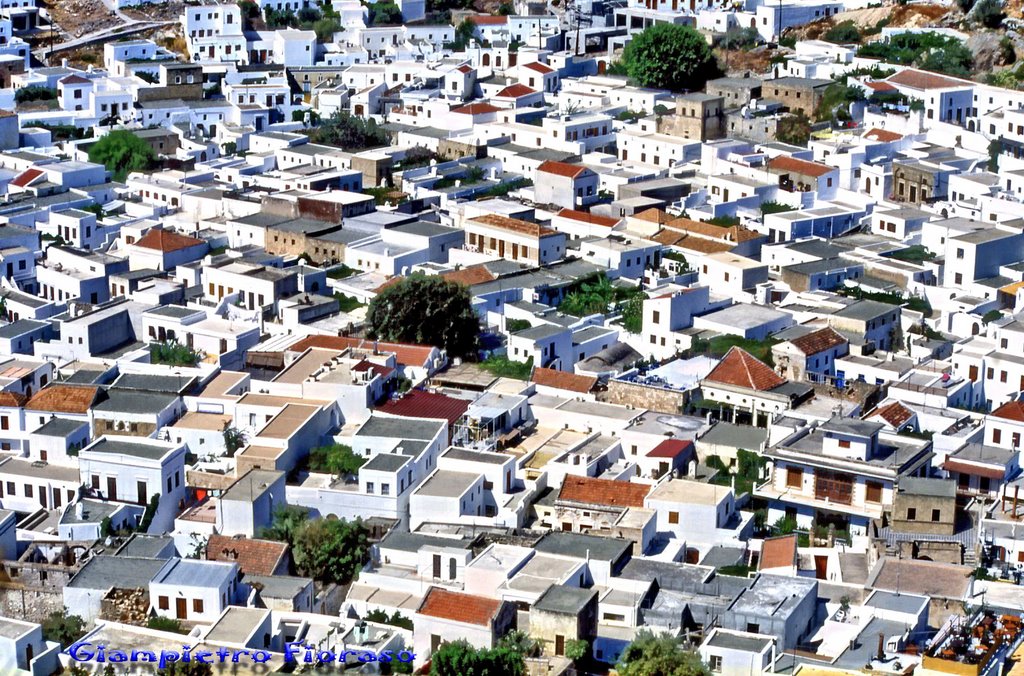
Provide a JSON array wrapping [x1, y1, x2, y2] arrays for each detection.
[[106, 477, 117, 502], [555, 635, 565, 656], [814, 555, 828, 580], [176, 598, 187, 620]]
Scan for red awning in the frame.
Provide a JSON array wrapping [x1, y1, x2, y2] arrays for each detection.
[[943, 459, 1006, 481]]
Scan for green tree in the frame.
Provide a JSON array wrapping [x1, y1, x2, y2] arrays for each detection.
[[430, 640, 526, 676], [292, 517, 369, 584], [260, 504, 310, 546], [368, 1, 402, 24], [137, 493, 161, 532], [309, 111, 390, 149], [823, 20, 860, 44], [366, 275, 480, 358], [565, 638, 589, 662], [15, 86, 57, 104], [617, 630, 710, 676], [619, 23, 721, 92], [222, 427, 247, 457], [366, 609, 414, 630], [776, 112, 811, 146], [498, 1, 514, 13], [621, 294, 644, 334], [41, 611, 86, 649], [147, 616, 185, 633], [308, 443, 364, 475], [88, 130, 157, 182]]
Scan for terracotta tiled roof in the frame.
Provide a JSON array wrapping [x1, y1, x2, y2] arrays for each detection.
[[532, 367, 597, 393], [524, 61, 554, 73], [60, 74, 91, 85], [704, 347, 786, 392], [870, 401, 913, 428], [557, 208, 619, 228], [288, 335, 436, 367], [469, 213, 556, 237], [887, 68, 967, 91], [538, 160, 588, 178], [11, 168, 42, 188], [991, 401, 1024, 422], [768, 156, 834, 178], [666, 216, 762, 243], [441, 265, 497, 286], [647, 439, 694, 459], [353, 360, 395, 379], [135, 227, 205, 253], [372, 276, 403, 294], [25, 384, 100, 414], [789, 327, 846, 355], [418, 587, 502, 626], [558, 475, 649, 508], [672, 236, 733, 254], [496, 83, 536, 98], [451, 102, 499, 115], [759, 534, 797, 570], [206, 535, 288, 576], [864, 127, 903, 143], [865, 81, 897, 92], [457, 64, 473, 74], [632, 208, 672, 225], [0, 391, 26, 407], [378, 389, 469, 426], [469, 14, 508, 24], [652, 229, 687, 246]]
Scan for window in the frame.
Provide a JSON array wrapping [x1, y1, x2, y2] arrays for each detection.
[[668, 511, 679, 524], [24, 484, 32, 498], [931, 509, 941, 522], [159, 596, 169, 610], [381, 483, 390, 496], [652, 311, 660, 324], [710, 656, 723, 673], [838, 439, 851, 449], [865, 481, 883, 503], [786, 467, 803, 488], [366, 482, 374, 494], [193, 598, 204, 613], [994, 429, 1003, 444], [906, 507, 917, 520]]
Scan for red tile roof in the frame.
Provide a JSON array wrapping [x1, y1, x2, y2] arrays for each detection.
[[524, 61, 554, 73], [452, 102, 499, 115], [556, 208, 619, 228], [440, 265, 496, 286], [870, 401, 913, 429], [538, 160, 588, 179], [418, 587, 502, 626], [864, 127, 903, 143], [647, 439, 694, 459], [378, 389, 470, 426], [991, 401, 1024, 422], [865, 81, 897, 92], [789, 327, 846, 355], [469, 14, 508, 24], [759, 534, 798, 570], [352, 359, 395, 379], [206, 535, 288, 576], [25, 384, 100, 414], [768, 156, 834, 179], [469, 213, 556, 237], [288, 335, 436, 367], [11, 168, 42, 188], [558, 475, 649, 508], [134, 227, 206, 253], [60, 74, 91, 85], [0, 391, 26, 407], [496, 83, 537, 98], [532, 367, 597, 394], [457, 65, 473, 74], [887, 68, 967, 91], [704, 347, 786, 392]]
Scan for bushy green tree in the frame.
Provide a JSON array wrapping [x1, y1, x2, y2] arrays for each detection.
[[368, 1, 402, 25], [42, 611, 86, 648], [617, 631, 710, 676], [87, 130, 157, 182], [292, 517, 369, 584], [620, 23, 721, 92], [857, 32, 973, 78], [823, 20, 860, 44], [309, 111, 390, 148], [308, 443, 364, 475], [430, 640, 525, 676], [260, 504, 310, 545], [366, 275, 480, 358], [720, 26, 760, 50]]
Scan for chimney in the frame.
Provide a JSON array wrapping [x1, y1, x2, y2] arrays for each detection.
[[74, 502, 84, 520]]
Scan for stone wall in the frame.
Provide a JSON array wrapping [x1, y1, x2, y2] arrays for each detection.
[[599, 379, 686, 415], [100, 587, 151, 626]]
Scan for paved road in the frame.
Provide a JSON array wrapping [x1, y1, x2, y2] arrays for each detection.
[[32, 19, 176, 61]]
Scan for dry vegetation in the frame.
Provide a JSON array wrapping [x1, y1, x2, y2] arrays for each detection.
[[40, 0, 120, 38]]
